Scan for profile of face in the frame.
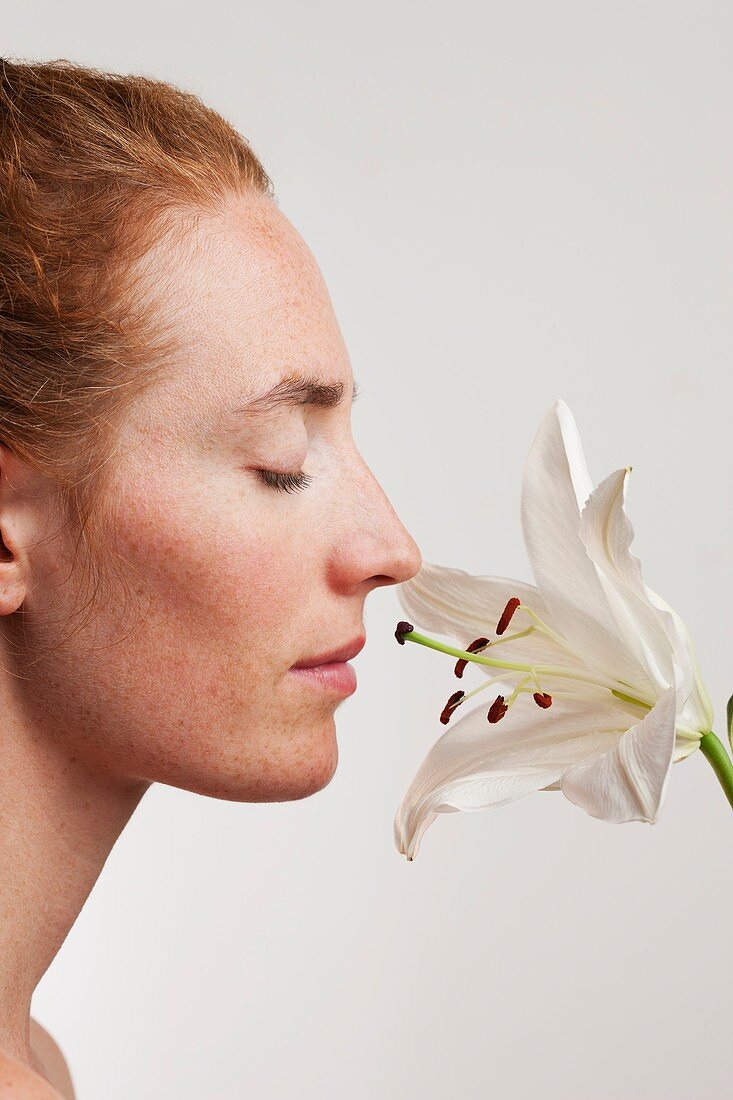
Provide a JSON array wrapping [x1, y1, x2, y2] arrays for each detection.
[[3, 191, 422, 803]]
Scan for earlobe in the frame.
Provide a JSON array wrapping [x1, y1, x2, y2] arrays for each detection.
[[0, 446, 39, 615], [0, 526, 13, 562], [0, 521, 28, 615]]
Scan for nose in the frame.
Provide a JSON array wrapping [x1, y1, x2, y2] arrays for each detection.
[[330, 453, 422, 595]]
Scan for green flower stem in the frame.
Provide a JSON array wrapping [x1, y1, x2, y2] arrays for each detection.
[[699, 732, 733, 812]]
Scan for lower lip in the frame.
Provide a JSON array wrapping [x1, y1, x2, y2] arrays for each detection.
[[289, 662, 357, 696]]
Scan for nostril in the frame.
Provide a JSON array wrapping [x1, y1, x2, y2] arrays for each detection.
[[372, 573, 400, 587]]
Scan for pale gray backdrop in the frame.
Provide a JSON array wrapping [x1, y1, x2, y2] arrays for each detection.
[[4, 2, 732, 1097]]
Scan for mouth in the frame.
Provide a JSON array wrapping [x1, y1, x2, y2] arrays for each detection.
[[291, 635, 366, 670], [289, 635, 366, 697]]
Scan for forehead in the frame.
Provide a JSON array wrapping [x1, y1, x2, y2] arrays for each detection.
[[136, 192, 351, 422]]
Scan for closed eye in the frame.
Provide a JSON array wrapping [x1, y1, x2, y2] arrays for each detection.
[[255, 469, 313, 493]]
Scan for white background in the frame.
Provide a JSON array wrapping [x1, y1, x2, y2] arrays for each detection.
[[4, 2, 732, 1097]]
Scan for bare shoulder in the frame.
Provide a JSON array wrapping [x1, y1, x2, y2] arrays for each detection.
[[0, 1047, 66, 1098], [27, 1018, 75, 1099]]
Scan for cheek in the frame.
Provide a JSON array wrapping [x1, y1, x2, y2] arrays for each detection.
[[113, 465, 305, 661], [25, 468, 337, 802]]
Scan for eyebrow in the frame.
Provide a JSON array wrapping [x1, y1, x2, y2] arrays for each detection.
[[232, 372, 360, 416]]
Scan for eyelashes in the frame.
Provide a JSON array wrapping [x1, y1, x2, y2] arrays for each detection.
[[255, 468, 313, 494]]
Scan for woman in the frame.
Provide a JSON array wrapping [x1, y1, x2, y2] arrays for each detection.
[[0, 57, 421, 1097]]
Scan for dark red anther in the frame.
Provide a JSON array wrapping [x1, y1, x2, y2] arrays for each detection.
[[496, 597, 521, 636], [395, 621, 414, 645], [454, 636, 491, 678], [440, 690, 465, 725], [533, 692, 553, 709], [487, 694, 508, 723]]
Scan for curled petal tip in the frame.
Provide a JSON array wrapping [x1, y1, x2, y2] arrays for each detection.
[[395, 620, 414, 645]]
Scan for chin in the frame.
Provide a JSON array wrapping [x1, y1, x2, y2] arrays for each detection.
[[186, 722, 340, 804], [272, 749, 339, 802]]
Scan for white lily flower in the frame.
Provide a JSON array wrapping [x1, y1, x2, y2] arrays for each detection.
[[394, 399, 714, 861]]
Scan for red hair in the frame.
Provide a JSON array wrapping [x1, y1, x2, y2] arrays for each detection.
[[0, 56, 273, 589]]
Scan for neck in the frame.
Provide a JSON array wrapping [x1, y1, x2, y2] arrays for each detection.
[[0, 695, 149, 1066]]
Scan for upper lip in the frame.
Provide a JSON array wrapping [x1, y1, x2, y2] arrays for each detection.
[[292, 635, 366, 669]]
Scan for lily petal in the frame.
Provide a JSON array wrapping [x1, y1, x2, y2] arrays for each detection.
[[645, 584, 714, 735], [521, 400, 643, 686], [579, 467, 676, 694], [561, 686, 677, 822], [397, 560, 569, 669], [394, 692, 632, 860]]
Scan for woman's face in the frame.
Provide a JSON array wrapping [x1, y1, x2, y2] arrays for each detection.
[[16, 191, 422, 802]]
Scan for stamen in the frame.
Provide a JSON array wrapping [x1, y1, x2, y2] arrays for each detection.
[[487, 626, 535, 649], [440, 690, 465, 725], [487, 694, 508, 723], [394, 626, 655, 709], [459, 672, 509, 705], [506, 674, 532, 707], [496, 597, 521, 636], [533, 692, 553, 709], [454, 636, 490, 678]]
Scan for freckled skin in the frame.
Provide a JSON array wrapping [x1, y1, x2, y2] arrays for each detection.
[[0, 184, 422, 1097], [8, 190, 423, 804]]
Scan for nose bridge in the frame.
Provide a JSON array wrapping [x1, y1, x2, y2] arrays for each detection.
[[337, 447, 422, 587]]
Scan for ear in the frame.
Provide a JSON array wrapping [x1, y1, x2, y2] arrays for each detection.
[[0, 443, 46, 616]]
